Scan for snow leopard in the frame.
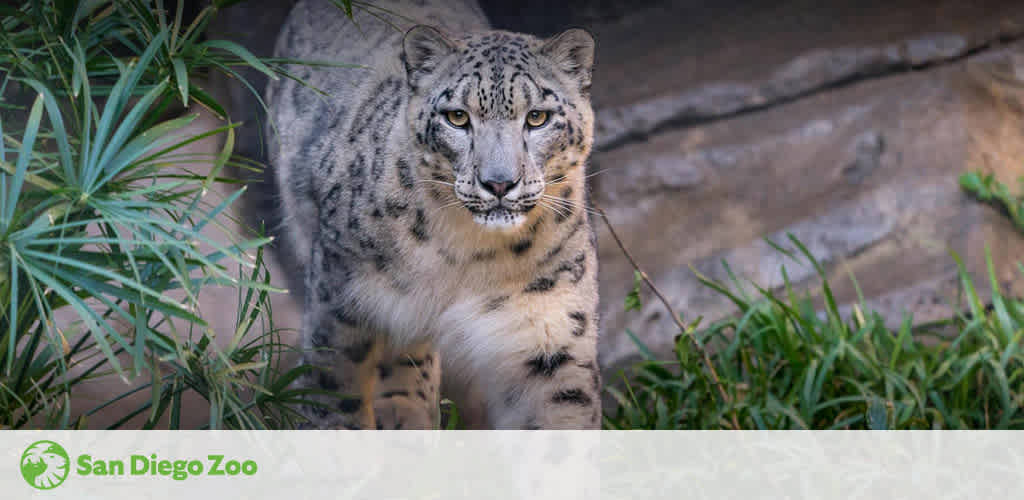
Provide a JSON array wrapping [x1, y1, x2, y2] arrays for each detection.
[[266, 0, 600, 429]]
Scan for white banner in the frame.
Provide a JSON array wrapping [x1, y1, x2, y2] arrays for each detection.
[[3, 431, 1022, 499]]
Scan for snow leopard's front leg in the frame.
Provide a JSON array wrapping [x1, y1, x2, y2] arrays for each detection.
[[372, 341, 441, 429], [295, 302, 383, 429], [487, 308, 602, 429], [471, 255, 602, 429], [294, 238, 383, 430]]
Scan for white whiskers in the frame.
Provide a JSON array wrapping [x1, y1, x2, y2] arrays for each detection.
[[428, 198, 465, 218], [416, 179, 455, 187], [540, 193, 601, 218], [547, 167, 615, 186]]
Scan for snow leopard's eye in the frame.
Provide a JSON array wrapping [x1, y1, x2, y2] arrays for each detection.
[[445, 110, 470, 128], [525, 110, 549, 129]]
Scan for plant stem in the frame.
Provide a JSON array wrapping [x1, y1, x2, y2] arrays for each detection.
[[594, 205, 741, 430]]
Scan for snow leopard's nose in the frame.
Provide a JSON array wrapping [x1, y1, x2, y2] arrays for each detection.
[[479, 176, 520, 199]]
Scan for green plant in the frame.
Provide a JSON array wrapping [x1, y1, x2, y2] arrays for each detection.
[[960, 170, 1024, 232], [604, 236, 1024, 430], [0, 0, 350, 429]]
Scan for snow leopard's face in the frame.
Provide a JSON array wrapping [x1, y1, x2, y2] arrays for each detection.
[[404, 27, 595, 230]]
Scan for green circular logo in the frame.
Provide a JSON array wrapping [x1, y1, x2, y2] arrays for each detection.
[[20, 440, 70, 490]]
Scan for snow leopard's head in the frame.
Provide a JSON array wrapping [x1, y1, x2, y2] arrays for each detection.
[[403, 26, 595, 230]]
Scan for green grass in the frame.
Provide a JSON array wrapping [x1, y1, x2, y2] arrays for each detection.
[[604, 234, 1024, 430], [960, 171, 1024, 232]]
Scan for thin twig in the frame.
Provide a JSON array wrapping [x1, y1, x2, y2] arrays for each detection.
[[594, 205, 741, 430]]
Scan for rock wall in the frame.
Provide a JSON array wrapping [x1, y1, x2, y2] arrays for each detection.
[[559, 0, 1024, 371]]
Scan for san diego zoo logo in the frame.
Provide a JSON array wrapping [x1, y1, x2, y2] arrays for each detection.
[[21, 440, 70, 490], [19, 440, 258, 490]]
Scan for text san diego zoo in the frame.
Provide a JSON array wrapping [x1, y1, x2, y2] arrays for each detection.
[[77, 454, 257, 481]]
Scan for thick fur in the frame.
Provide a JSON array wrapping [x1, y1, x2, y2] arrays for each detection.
[[267, 0, 600, 429]]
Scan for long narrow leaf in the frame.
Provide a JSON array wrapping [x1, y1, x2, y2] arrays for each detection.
[[3, 93, 44, 223]]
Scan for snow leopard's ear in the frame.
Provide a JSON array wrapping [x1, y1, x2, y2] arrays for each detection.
[[541, 28, 595, 94], [402, 25, 456, 89]]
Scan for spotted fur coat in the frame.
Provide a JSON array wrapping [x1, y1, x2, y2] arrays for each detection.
[[266, 0, 600, 429]]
